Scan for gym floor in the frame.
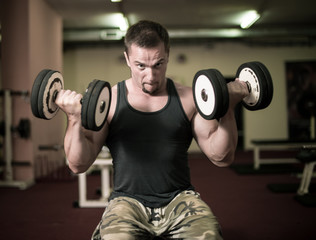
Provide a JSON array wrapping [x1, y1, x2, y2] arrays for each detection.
[[0, 150, 315, 240]]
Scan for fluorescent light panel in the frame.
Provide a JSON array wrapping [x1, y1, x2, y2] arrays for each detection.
[[118, 14, 129, 31], [240, 10, 260, 29]]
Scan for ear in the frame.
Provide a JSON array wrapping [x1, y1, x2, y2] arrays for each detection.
[[124, 51, 131, 67]]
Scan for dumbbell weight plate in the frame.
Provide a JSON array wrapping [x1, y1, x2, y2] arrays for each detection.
[[81, 80, 111, 131], [253, 61, 273, 109], [94, 82, 111, 129], [31, 69, 64, 120], [31, 69, 51, 118], [193, 69, 229, 120], [236, 62, 273, 111]]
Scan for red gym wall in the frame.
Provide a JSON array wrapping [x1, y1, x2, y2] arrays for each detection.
[[1, 0, 65, 182]]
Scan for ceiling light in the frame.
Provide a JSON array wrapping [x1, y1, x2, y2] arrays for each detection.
[[111, 0, 122, 2], [168, 29, 243, 38], [118, 14, 129, 31], [240, 10, 260, 29]]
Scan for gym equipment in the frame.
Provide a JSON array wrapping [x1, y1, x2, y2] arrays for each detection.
[[296, 145, 316, 196], [31, 69, 112, 131], [74, 146, 112, 208], [0, 90, 34, 189], [0, 118, 31, 139], [193, 61, 273, 120]]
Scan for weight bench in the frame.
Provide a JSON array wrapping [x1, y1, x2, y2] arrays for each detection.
[[266, 144, 316, 206], [296, 145, 316, 196], [252, 139, 316, 170], [75, 147, 112, 208]]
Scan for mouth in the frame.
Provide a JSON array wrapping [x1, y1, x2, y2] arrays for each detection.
[[144, 81, 156, 86], [142, 82, 158, 94]]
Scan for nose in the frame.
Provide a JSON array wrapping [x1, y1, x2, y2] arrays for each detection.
[[146, 67, 156, 81]]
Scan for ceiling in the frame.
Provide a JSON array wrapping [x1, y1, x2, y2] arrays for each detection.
[[45, 0, 316, 46]]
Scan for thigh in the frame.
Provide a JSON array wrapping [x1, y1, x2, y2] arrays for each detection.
[[92, 197, 154, 240], [163, 191, 223, 240]]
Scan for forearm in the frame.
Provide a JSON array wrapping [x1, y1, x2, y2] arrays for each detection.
[[208, 109, 238, 166], [64, 119, 98, 174], [194, 108, 238, 167]]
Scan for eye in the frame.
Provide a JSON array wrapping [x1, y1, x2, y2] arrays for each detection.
[[155, 61, 163, 68], [137, 63, 145, 70]]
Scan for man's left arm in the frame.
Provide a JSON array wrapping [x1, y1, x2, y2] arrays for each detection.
[[192, 80, 249, 167]]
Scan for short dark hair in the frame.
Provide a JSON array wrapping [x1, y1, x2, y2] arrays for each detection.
[[124, 20, 170, 55]]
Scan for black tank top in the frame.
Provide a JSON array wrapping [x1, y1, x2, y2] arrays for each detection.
[[106, 79, 194, 208]]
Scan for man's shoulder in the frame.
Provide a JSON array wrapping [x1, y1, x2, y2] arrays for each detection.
[[172, 80, 192, 96], [170, 80, 196, 120]]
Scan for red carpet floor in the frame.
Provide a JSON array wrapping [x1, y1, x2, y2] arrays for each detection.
[[0, 151, 315, 239]]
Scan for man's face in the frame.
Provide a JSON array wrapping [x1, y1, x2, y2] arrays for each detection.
[[124, 42, 169, 95]]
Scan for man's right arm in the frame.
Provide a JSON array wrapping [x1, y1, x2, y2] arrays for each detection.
[[64, 118, 108, 174], [55, 89, 108, 174]]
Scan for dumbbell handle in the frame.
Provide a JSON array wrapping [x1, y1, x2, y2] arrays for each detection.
[[52, 90, 59, 103], [226, 78, 251, 93], [52, 89, 85, 105], [200, 79, 250, 105], [52, 89, 106, 114], [245, 81, 251, 93]]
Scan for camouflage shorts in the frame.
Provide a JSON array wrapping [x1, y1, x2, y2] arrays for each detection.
[[91, 190, 223, 240]]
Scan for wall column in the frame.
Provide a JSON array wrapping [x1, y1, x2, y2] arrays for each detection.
[[1, 0, 64, 184]]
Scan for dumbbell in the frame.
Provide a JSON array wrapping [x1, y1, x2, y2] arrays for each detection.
[[31, 69, 111, 131], [0, 118, 31, 139], [193, 61, 273, 120]]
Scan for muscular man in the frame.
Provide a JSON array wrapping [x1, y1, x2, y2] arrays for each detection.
[[56, 20, 249, 239]]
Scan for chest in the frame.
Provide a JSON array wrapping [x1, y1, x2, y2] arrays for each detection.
[[127, 93, 169, 112]]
